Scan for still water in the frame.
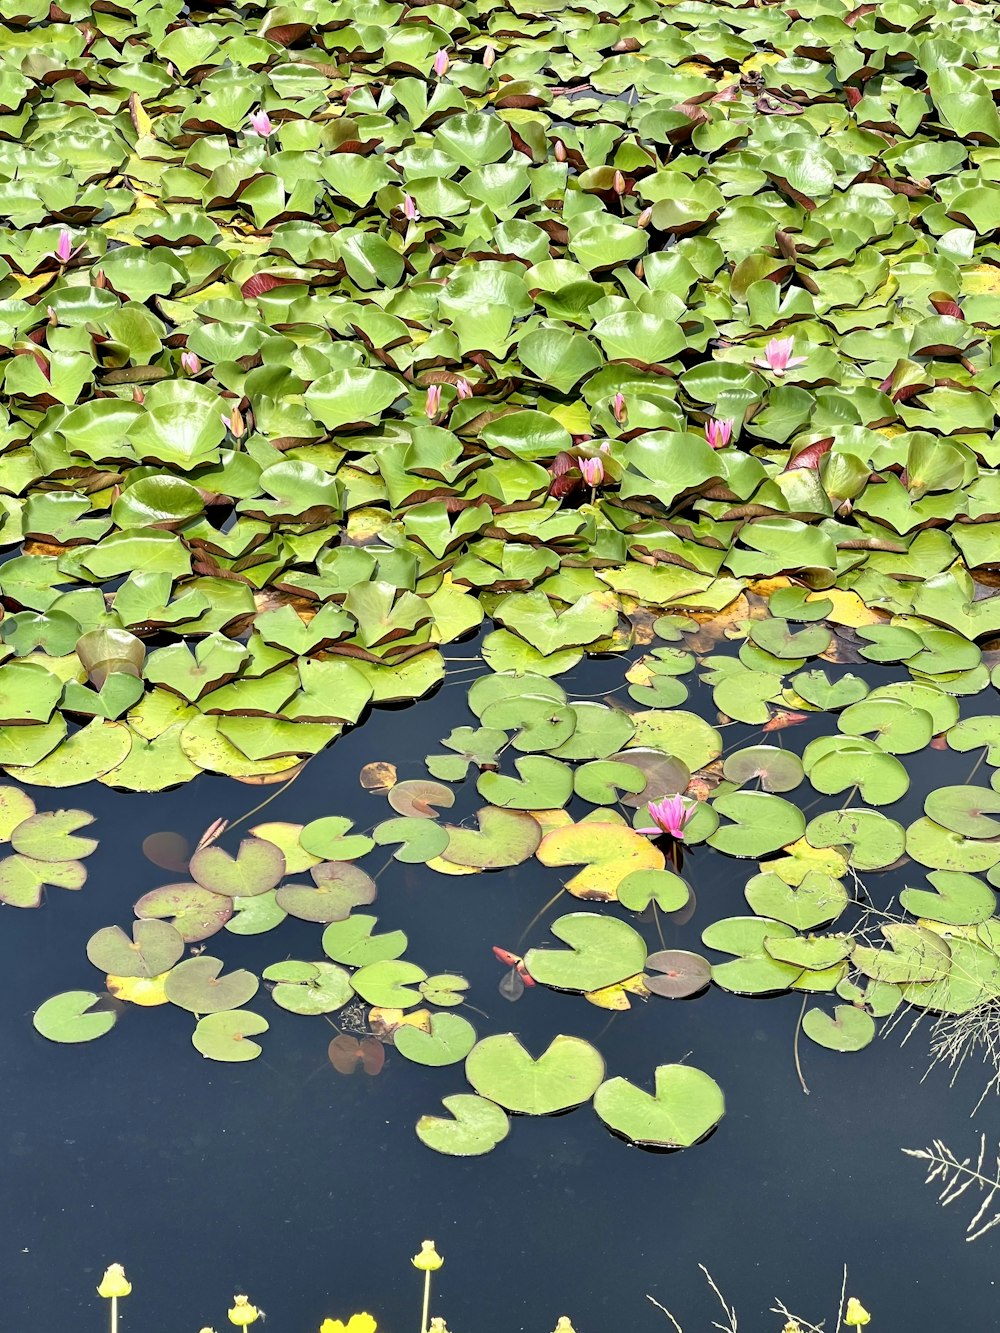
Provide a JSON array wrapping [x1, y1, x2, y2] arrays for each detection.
[[1, 635, 996, 1333]]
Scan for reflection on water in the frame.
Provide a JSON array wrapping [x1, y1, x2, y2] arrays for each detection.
[[1, 635, 997, 1333]]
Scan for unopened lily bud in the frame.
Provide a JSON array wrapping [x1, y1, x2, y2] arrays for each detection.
[[455, 377, 473, 400], [612, 392, 627, 425], [637, 207, 652, 228], [433, 49, 449, 77], [425, 384, 442, 418], [613, 169, 625, 193], [554, 139, 566, 162], [132, 387, 144, 404], [180, 351, 200, 375]]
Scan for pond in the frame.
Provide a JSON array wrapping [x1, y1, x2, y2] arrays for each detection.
[[6, 0, 1000, 1325], [5, 625, 1000, 1332]]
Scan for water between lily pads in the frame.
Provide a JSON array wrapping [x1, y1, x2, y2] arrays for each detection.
[[1, 633, 996, 1333]]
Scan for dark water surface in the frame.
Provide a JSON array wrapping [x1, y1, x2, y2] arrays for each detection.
[[2, 637, 997, 1333]]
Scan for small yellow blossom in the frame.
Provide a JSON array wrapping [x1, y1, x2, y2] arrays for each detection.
[[228, 1295, 259, 1327], [783, 1322, 802, 1333], [411, 1240, 444, 1272], [553, 1320, 577, 1333], [844, 1297, 871, 1327], [97, 1265, 132, 1299], [427, 1320, 450, 1333], [320, 1316, 377, 1333]]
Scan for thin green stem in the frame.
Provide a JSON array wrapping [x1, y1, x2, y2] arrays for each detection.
[[111, 1296, 118, 1333]]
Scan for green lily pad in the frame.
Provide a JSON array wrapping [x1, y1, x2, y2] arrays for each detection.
[[275, 863, 376, 922], [524, 913, 647, 992], [708, 792, 805, 858], [299, 817, 375, 862], [9, 809, 96, 861], [86, 921, 184, 978], [465, 1033, 605, 1115], [321, 915, 408, 967], [900, 870, 997, 925], [134, 882, 233, 942], [802, 1005, 876, 1052], [351, 959, 427, 1009], [805, 809, 905, 871], [593, 1064, 724, 1148], [164, 956, 259, 1014], [416, 1094, 510, 1157], [721, 746, 804, 793], [441, 807, 541, 869], [33, 990, 116, 1044], [189, 836, 286, 898], [923, 785, 1000, 838], [701, 916, 802, 994], [618, 868, 690, 913], [477, 756, 573, 809], [395, 1012, 477, 1066], [265, 960, 352, 1014], [192, 1010, 269, 1062], [745, 870, 849, 929]]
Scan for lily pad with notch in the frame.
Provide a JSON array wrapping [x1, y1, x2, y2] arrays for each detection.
[[164, 956, 259, 1014], [275, 862, 377, 922], [593, 1063, 724, 1148], [465, 1033, 605, 1115], [524, 913, 647, 993], [416, 1094, 510, 1157], [189, 836, 286, 898]]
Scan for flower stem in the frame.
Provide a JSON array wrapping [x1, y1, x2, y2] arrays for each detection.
[[420, 1270, 432, 1333], [111, 1295, 118, 1333]]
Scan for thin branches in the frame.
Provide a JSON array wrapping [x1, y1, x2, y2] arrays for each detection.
[[903, 1135, 1000, 1241], [925, 1000, 1000, 1114]]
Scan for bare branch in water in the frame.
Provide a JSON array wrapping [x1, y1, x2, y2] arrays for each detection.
[[904, 1136, 1000, 1241]]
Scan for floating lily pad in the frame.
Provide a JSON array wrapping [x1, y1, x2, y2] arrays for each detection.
[[644, 950, 712, 999], [708, 792, 805, 859], [275, 863, 376, 922], [134, 882, 233, 941], [805, 809, 905, 871], [164, 956, 259, 1014], [33, 991, 116, 1044], [701, 916, 802, 994], [536, 821, 663, 900], [618, 868, 690, 913], [351, 959, 427, 1009], [265, 960, 352, 1014], [322, 915, 408, 967], [328, 1034, 386, 1077], [87, 921, 184, 978], [416, 1094, 510, 1157], [900, 870, 997, 926], [744, 870, 849, 930], [524, 914, 647, 992], [395, 1012, 477, 1066], [465, 1033, 605, 1115], [802, 1005, 876, 1052], [593, 1064, 724, 1148], [441, 807, 541, 869], [192, 1010, 269, 1062], [189, 836, 286, 898], [722, 746, 804, 793]]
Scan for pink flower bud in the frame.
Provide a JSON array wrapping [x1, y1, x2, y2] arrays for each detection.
[[403, 194, 419, 221], [181, 351, 201, 376], [248, 109, 275, 138], [56, 230, 73, 264], [580, 457, 605, 487], [613, 169, 625, 194], [455, 378, 473, 400], [554, 139, 567, 163], [612, 392, 627, 425], [425, 384, 442, 418], [637, 207, 653, 229], [483, 45, 496, 67], [222, 406, 245, 438], [433, 49, 450, 77]]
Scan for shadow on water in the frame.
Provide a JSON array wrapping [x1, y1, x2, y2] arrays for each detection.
[[1, 633, 997, 1333]]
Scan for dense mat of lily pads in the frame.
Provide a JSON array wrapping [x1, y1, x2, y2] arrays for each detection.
[[13, 0, 1000, 1154]]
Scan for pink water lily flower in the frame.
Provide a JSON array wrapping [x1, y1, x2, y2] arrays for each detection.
[[612, 392, 627, 425], [705, 417, 733, 449], [580, 457, 604, 487], [247, 109, 275, 137], [180, 351, 201, 375], [483, 44, 496, 68], [425, 384, 442, 418], [433, 48, 450, 77], [753, 336, 806, 375], [638, 796, 692, 840], [402, 194, 419, 221], [455, 377, 473, 400], [55, 230, 73, 264]]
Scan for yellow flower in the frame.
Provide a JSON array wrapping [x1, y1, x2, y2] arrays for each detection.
[[411, 1240, 444, 1272], [228, 1295, 260, 1327], [97, 1265, 132, 1299], [783, 1322, 802, 1333], [427, 1321, 450, 1333], [553, 1320, 577, 1333], [319, 1316, 377, 1333], [844, 1298, 871, 1327]]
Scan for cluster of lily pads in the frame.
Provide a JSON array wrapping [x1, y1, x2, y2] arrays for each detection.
[[29, 578, 1000, 1152], [4, 0, 1000, 790]]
